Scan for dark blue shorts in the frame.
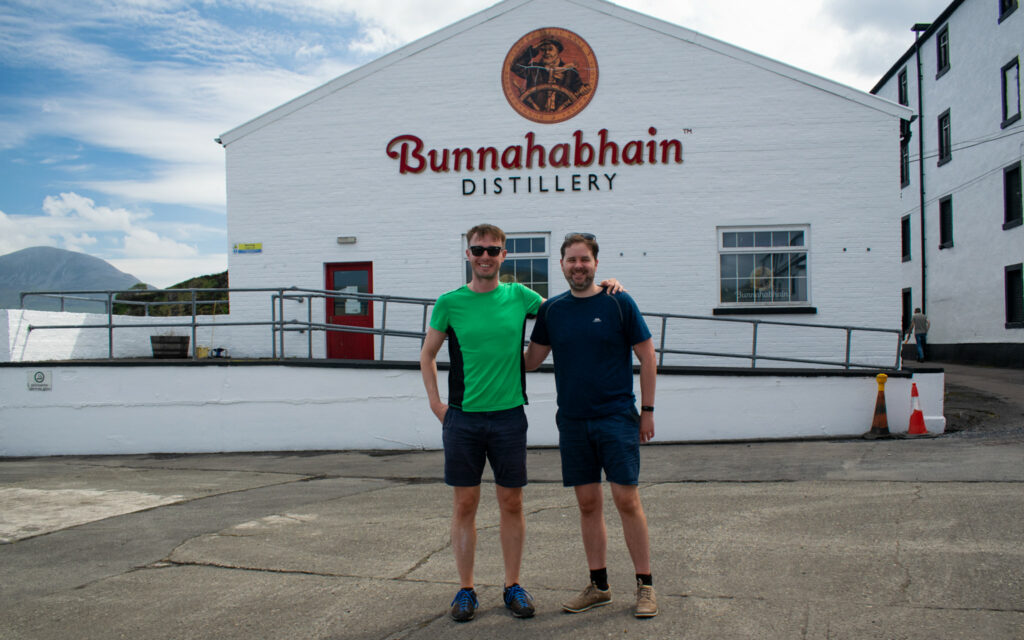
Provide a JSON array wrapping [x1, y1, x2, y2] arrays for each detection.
[[556, 407, 640, 487], [443, 406, 528, 488]]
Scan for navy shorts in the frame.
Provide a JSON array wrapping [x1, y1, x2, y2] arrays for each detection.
[[443, 406, 528, 488], [556, 407, 640, 487]]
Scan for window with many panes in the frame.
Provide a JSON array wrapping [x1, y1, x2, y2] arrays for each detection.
[[1006, 162, 1023, 229], [718, 228, 808, 306], [939, 196, 954, 248], [999, 0, 1018, 23], [901, 215, 912, 261], [937, 110, 952, 165], [1007, 263, 1024, 328], [936, 26, 950, 77], [1002, 57, 1021, 128], [464, 233, 549, 297], [898, 68, 909, 106]]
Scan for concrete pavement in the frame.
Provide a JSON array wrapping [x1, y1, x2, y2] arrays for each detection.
[[1, 364, 1023, 639]]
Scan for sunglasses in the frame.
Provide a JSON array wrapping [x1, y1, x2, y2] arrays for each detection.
[[468, 245, 503, 257], [565, 232, 597, 240]]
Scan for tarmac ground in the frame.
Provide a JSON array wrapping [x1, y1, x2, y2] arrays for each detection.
[[1, 362, 1022, 639]]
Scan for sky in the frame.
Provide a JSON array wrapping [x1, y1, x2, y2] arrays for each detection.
[[0, 0, 951, 288]]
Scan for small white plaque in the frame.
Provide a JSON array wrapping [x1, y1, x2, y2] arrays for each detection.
[[28, 370, 52, 391]]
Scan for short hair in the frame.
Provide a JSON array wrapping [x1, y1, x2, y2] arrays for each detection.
[[466, 224, 506, 245], [914, 307, 922, 313], [561, 233, 599, 259]]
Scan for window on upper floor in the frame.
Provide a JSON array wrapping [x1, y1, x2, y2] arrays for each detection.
[[1006, 162, 1023, 229], [939, 196, 954, 249], [1006, 263, 1024, 328], [936, 26, 950, 78], [900, 119, 912, 187], [718, 228, 809, 308], [898, 68, 909, 106], [464, 233, 549, 297], [1002, 57, 1021, 128], [901, 215, 912, 262], [999, 0, 1018, 23], [937, 110, 952, 165]]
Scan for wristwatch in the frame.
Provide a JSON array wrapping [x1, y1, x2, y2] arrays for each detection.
[[641, 405, 654, 413]]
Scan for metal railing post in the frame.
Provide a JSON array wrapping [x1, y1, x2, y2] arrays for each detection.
[[844, 328, 853, 369], [107, 292, 114, 359], [750, 321, 759, 368], [658, 316, 668, 367], [190, 290, 198, 359], [271, 294, 278, 359], [307, 295, 313, 358], [380, 298, 388, 360]]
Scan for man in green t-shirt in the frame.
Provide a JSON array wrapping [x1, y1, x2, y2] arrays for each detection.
[[420, 223, 541, 622]]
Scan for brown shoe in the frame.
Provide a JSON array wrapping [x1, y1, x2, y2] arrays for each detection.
[[635, 580, 658, 618], [562, 583, 612, 613]]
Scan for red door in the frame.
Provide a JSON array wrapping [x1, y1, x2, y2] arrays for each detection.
[[325, 262, 374, 359]]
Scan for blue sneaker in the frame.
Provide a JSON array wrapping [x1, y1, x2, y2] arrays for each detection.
[[449, 588, 478, 622], [503, 583, 536, 618]]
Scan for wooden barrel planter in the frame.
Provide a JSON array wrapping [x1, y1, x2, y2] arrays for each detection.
[[150, 335, 190, 359]]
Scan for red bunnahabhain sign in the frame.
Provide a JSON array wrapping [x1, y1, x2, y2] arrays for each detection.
[[385, 128, 683, 175]]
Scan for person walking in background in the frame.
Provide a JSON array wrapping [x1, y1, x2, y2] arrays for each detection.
[[524, 232, 659, 618], [909, 307, 930, 362]]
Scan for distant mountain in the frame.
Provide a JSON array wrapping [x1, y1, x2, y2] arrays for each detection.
[[0, 246, 142, 311]]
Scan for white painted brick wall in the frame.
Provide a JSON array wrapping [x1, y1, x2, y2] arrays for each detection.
[[219, 0, 907, 365], [875, 0, 1024, 345]]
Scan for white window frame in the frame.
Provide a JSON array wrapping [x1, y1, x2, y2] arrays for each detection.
[[717, 226, 810, 308]]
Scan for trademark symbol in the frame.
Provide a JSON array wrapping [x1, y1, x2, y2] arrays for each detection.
[[682, 128, 694, 134]]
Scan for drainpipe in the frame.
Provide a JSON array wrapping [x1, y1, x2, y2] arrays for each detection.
[[913, 23, 931, 313]]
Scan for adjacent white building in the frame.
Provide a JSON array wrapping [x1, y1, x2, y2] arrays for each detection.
[[218, 0, 912, 367], [872, 0, 1023, 366]]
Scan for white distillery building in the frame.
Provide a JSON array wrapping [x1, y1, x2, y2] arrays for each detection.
[[872, 0, 1023, 367], [216, 0, 913, 368]]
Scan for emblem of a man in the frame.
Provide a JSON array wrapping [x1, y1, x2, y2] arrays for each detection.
[[511, 37, 592, 113], [502, 29, 597, 123]]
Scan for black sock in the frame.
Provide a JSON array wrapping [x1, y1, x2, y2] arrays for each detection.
[[590, 568, 609, 591], [636, 573, 653, 587]]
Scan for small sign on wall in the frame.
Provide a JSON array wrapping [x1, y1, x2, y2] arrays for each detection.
[[233, 243, 262, 254], [27, 370, 52, 391]]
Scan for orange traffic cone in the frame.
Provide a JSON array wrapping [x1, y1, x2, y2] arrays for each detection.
[[864, 373, 892, 439], [905, 383, 929, 437]]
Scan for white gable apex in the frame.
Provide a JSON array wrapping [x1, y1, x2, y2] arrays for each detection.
[[219, 0, 910, 146]]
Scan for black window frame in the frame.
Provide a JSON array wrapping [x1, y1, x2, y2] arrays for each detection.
[[902, 288, 913, 337], [937, 109, 952, 166], [901, 215, 912, 262], [898, 68, 909, 106], [939, 196, 954, 249], [935, 26, 950, 78], [900, 119, 912, 187], [1002, 57, 1021, 128], [999, 0, 1018, 23], [1005, 162, 1023, 230], [1006, 263, 1024, 328]]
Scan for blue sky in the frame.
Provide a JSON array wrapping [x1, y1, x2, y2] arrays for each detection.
[[0, 0, 949, 287]]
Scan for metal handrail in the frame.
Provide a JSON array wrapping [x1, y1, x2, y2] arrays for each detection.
[[643, 311, 903, 370], [17, 287, 903, 368]]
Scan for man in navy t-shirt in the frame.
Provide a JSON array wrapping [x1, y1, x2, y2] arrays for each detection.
[[524, 233, 658, 618]]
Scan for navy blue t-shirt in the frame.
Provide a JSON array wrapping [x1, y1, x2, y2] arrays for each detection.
[[530, 289, 652, 419]]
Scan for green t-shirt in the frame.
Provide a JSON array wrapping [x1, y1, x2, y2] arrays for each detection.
[[429, 282, 543, 412]]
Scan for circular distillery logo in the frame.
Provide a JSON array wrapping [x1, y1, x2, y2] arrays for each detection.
[[501, 27, 598, 124]]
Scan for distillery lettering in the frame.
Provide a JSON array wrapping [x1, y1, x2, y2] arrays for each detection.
[[385, 127, 684, 174], [462, 173, 616, 196]]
